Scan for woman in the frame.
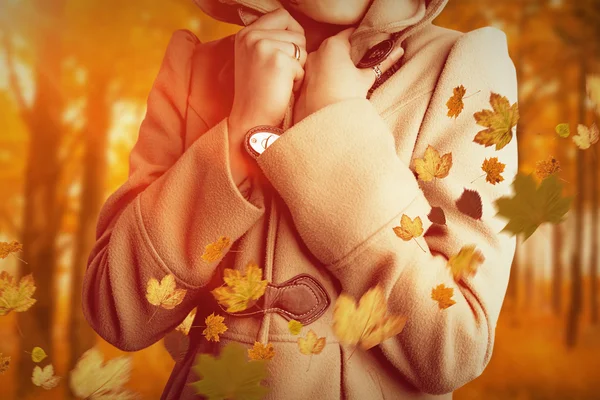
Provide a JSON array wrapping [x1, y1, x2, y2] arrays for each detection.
[[82, 0, 519, 399]]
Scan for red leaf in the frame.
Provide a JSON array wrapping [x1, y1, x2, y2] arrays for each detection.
[[456, 189, 483, 220], [428, 207, 446, 225]]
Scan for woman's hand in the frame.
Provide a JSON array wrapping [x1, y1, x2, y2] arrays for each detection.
[[293, 27, 404, 125], [227, 7, 307, 182], [229, 7, 308, 137]]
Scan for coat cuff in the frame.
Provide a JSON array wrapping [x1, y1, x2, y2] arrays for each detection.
[[256, 97, 430, 267], [138, 116, 265, 287]]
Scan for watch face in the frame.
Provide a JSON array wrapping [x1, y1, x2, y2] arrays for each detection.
[[248, 131, 280, 155]]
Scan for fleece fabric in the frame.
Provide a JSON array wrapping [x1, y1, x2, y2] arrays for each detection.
[[82, 0, 519, 398]]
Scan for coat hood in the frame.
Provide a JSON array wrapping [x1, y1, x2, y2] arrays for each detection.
[[192, 0, 449, 65]]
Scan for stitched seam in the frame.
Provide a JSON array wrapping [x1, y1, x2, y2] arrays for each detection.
[[218, 331, 340, 344], [134, 195, 203, 290], [380, 89, 435, 119], [328, 193, 423, 273], [263, 282, 320, 318]]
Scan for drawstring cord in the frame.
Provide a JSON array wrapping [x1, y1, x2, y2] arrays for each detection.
[[256, 91, 296, 344]]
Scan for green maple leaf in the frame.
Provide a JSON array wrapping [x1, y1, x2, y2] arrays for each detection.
[[189, 342, 270, 400], [494, 173, 572, 241], [473, 92, 519, 150]]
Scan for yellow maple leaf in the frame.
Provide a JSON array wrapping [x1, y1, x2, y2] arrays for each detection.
[[298, 330, 326, 372], [202, 312, 228, 342], [298, 330, 326, 356], [333, 285, 407, 351], [31, 346, 48, 363], [211, 261, 268, 313], [448, 244, 485, 281], [431, 284, 456, 310], [288, 319, 303, 335], [393, 215, 423, 240], [0, 240, 23, 259], [32, 364, 61, 390], [176, 307, 197, 336], [201, 236, 231, 263], [535, 156, 561, 180], [145, 274, 187, 310], [69, 347, 137, 399], [0, 271, 37, 315], [414, 145, 453, 182], [446, 85, 467, 118], [573, 123, 599, 150], [0, 353, 10, 374], [481, 157, 505, 185], [248, 342, 275, 361], [473, 92, 519, 151], [392, 215, 426, 252]]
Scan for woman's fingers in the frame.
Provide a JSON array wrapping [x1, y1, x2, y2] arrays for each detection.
[[243, 29, 306, 52], [249, 7, 305, 35], [278, 40, 307, 66], [244, 29, 307, 68]]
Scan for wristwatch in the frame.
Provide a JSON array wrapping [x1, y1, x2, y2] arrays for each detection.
[[244, 125, 284, 160]]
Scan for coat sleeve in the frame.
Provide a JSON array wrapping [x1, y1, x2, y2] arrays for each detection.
[[82, 29, 266, 352], [255, 27, 518, 394]]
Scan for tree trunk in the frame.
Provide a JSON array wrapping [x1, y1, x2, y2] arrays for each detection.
[[566, 46, 586, 348], [67, 69, 111, 397], [16, 0, 66, 397], [552, 68, 569, 316], [591, 122, 599, 325]]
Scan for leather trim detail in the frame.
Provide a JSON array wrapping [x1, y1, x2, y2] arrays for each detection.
[[216, 273, 331, 325]]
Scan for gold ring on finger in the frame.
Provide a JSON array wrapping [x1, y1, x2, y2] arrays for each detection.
[[292, 42, 301, 61], [372, 63, 383, 82]]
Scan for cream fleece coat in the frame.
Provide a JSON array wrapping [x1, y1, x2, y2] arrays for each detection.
[[82, 0, 519, 398]]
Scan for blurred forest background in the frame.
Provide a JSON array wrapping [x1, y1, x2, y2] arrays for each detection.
[[1, 0, 600, 399]]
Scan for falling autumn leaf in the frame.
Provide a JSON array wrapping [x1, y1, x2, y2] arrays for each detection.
[[456, 189, 483, 220], [431, 284, 456, 310], [473, 92, 519, 150], [0, 240, 23, 259], [69, 347, 137, 399], [535, 156, 561, 180], [248, 342, 275, 361], [428, 207, 446, 225], [0, 271, 37, 315], [288, 319, 303, 335], [0, 353, 10, 374], [32, 364, 61, 390], [447, 245, 485, 281], [446, 85, 466, 118], [481, 157, 505, 185], [145, 274, 187, 310], [333, 285, 407, 351], [211, 261, 269, 313], [31, 346, 47, 363], [393, 214, 426, 252], [555, 123, 570, 138], [190, 342, 270, 400], [572, 122, 599, 150], [495, 173, 572, 240], [393, 215, 423, 240], [202, 312, 228, 342], [414, 145, 453, 182], [298, 330, 326, 356], [202, 236, 231, 263]]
